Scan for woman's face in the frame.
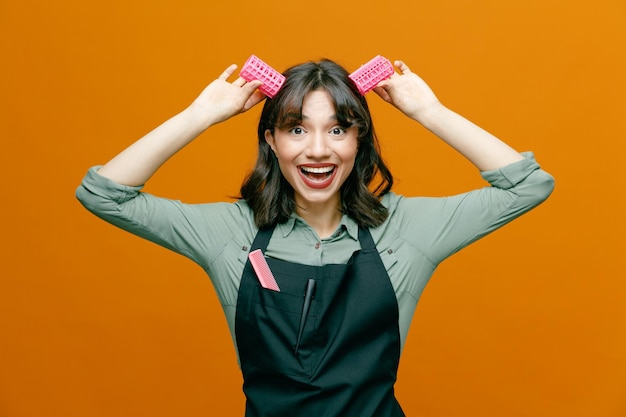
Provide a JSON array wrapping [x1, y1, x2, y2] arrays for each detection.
[[265, 89, 358, 214]]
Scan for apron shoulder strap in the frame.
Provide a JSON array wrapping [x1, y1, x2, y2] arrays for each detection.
[[357, 226, 376, 251], [250, 225, 276, 252]]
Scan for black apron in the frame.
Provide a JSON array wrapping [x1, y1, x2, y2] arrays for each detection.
[[235, 225, 405, 417]]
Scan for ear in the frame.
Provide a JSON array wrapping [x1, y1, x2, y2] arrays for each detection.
[[264, 129, 277, 152]]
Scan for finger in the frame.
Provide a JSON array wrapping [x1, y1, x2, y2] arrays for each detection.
[[218, 64, 238, 80], [372, 85, 391, 102], [394, 60, 411, 74], [376, 79, 395, 93], [242, 80, 263, 94], [376, 79, 391, 89], [243, 90, 267, 111], [232, 77, 247, 87]]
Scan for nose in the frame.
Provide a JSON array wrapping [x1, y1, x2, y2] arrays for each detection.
[[305, 131, 331, 159]]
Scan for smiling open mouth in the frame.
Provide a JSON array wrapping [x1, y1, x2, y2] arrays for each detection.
[[298, 165, 337, 188]]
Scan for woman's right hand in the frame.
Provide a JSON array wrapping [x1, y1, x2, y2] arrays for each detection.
[[188, 64, 266, 128]]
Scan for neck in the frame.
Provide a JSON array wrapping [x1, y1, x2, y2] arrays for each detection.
[[295, 201, 342, 239]]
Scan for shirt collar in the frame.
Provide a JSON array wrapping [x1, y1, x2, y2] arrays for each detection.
[[276, 216, 298, 238], [339, 214, 359, 241], [277, 213, 359, 241]]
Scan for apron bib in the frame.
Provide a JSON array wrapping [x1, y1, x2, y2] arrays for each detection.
[[235, 225, 405, 417]]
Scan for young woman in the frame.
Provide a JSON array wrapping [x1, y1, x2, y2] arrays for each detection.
[[76, 57, 554, 416]]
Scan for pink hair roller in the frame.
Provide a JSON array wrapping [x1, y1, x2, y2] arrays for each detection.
[[239, 55, 286, 98], [349, 55, 395, 95]]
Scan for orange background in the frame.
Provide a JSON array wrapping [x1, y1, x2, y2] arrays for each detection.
[[1, 1, 625, 416]]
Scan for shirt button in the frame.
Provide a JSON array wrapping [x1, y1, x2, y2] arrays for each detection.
[[315, 243, 321, 249]]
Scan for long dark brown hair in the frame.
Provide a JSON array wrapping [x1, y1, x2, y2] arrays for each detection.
[[240, 59, 393, 229]]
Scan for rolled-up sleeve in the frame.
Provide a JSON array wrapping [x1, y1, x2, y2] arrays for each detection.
[[76, 166, 143, 214], [477, 151, 555, 223], [481, 152, 554, 192], [75, 167, 249, 266]]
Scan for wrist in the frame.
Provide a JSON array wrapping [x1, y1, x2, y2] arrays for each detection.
[[184, 102, 220, 132], [412, 101, 447, 129]]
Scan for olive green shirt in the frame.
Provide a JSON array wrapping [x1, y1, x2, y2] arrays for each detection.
[[76, 152, 554, 355]]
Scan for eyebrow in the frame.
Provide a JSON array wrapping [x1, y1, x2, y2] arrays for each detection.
[[296, 114, 339, 121], [277, 112, 340, 127]]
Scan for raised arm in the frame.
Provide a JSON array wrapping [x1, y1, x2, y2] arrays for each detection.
[[97, 64, 265, 186], [373, 60, 524, 171]]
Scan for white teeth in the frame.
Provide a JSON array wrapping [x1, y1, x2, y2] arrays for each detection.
[[301, 166, 334, 174]]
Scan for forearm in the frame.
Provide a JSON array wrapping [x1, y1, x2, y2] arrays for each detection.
[[97, 106, 211, 186], [416, 103, 524, 172]]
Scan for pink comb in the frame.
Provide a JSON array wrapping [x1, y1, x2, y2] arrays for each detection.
[[349, 55, 395, 95], [239, 55, 285, 98], [248, 249, 280, 292]]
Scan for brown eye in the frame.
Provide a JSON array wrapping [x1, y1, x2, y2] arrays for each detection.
[[289, 127, 305, 135]]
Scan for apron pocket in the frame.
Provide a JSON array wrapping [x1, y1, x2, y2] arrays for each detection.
[[244, 287, 319, 377]]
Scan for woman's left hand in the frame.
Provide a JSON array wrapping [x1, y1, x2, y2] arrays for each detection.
[[373, 60, 442, 123]]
